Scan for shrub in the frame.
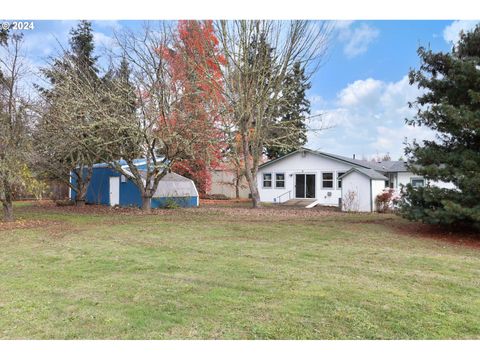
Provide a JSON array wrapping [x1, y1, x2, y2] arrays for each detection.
[[342, 190, 359, 212], [163, 198, 180, 209], [375, 188, 400, 213]]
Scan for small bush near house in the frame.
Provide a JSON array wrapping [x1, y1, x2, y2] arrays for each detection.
[[376, 188, 400, 213], [342, 190, 359, 212], [163, 198, 180, 209]]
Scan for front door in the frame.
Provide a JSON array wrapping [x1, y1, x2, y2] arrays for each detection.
[[295, 174, 316, 198], [109, 177, 120, 206]]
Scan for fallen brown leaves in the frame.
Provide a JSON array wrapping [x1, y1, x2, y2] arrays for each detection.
[[0, 219, 59, 231], [4, 200, 479, 249], [22, 200, 172, 216], [390, 221, 480, 249], [190, 206, 343, 219]]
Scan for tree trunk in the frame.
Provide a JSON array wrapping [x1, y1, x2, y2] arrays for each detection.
[[2, 201, 14, 222], [234, 172, 240, 199], [248, 179, 261, 208], [141, 196, 152, 211], [74, 173, 85, 206], [74, 167, 93, 206], [75, 187, 86, 206], [235, 179, 240, 199], [241, 134, 261, 208], [2, 181, 14, 221]]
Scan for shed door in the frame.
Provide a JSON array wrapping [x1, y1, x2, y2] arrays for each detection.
[[109, 177, 120, 206]]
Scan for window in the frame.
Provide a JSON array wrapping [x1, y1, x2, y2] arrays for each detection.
[[337, 172, 345, 189], [275, 173, 285, 188], [411, 178, 425, 188], [121, 175, 127, 183], [263, 173, 272, 188], [322, 172, 333, 189]]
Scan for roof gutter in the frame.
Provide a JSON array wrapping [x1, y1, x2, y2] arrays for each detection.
[[370, 179, 373, 212]]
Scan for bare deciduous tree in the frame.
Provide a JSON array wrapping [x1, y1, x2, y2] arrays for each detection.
[[0, 33, 33, 221], [34, 58, 101, 205], [342, 190, 359, 212], [215, 20, 331, 207], [34, 21, 103, 206], [65, 22, 226, 210]]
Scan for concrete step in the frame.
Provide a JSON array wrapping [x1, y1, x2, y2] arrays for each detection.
[[281, 199, 318, 207]]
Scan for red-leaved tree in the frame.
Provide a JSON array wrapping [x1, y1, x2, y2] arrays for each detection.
[[164, 20, 227, 196]]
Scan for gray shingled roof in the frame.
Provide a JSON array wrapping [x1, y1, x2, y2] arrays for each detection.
[[259, 148, 372, 170], [259, 148, 408, 173], [318, 151, 408, 172], [338, 167, 388, 181], [356, 160, 408, 172]]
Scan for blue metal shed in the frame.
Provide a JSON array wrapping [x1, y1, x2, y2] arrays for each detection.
[[70, 160, 199, 208]]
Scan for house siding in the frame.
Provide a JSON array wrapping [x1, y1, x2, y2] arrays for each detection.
[[371, 179, 386, 211], [397, 171, 416, 188], [396, 171, 456, 190], [258, 151, 354, 205], [340, 171, 371, 212]]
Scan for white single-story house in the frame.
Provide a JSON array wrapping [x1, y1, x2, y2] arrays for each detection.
[[257, 147, 450, 212]]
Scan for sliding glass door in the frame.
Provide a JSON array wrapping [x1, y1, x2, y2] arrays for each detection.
[[295, 174, 316, 198]]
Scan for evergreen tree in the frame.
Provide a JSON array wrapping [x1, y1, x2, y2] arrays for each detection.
[[0, 28, 7, 47], [37, 20, 99, 96], [244, 36, 311, 160], [98, 55, 140, 159], [34, 20, 101, 205], [266, 61, 311, 159], [399, 24, 480, 229], [69, 20, 98, 75]]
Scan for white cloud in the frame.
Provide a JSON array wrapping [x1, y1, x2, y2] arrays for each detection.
[[337, 22, 380, 58], [443, 20, 479, 44], [337, 78, 383, 108], [21, 22, 72, 65], [371, 125, 436, 154], [309, 94, 326, 106], [93, 31, 116, 50], [93, 20, 122, 31], [307, 75, 434, 160], [333, 20, 355, 31]]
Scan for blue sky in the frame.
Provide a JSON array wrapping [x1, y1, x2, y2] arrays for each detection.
[[15, 19, 480, 160], [307, 20, 479, 160]]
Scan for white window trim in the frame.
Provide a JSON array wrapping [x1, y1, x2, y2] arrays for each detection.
[[262, 173, 272, 188], [410, 177, 425, 187], [321, 171, 334, 190], [274, 172, 285, 189]]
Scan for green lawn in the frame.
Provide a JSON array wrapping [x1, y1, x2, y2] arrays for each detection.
[[1, 202, 479, 339]]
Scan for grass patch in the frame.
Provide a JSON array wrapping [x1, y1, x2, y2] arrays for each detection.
[[0, 202, 479, 339]]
